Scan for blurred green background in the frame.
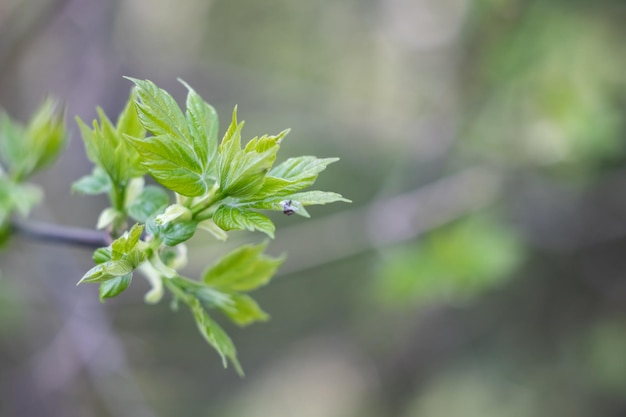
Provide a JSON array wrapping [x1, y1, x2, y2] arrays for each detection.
[[2, 0, 626, 416]]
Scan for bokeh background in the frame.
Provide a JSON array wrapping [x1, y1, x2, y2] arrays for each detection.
[[2, 0, 626, 416]]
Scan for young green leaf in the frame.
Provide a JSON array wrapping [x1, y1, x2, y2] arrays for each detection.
[[155, 204, 192, 225], [125, 77, 190, 144], [108, 224, 145, 260], [99, 274, 132, 301], [219, 293, 269, 326], [124, 134, 209, 196], [213, 205, 275, 238], [216, 109, 286, 198], [0, 99, 67, 181], [244, 190, 351, 213], [124, 78, 221, 197], [256, 156, 339, 196], [72, 167, 111, 195], [0, 112, 24, 176], [270, 156, 339, 179], [116, 89, 146, 139], [146, 216, 197, 246], [79, 259, 135, 284], [93, 247, 112, 264], [286, 191, 352, 205], [10, 183, 42, 217], [179, 78, 219, 173], [189, 297, 243, 375], [125, 223, 144, 251], [0, 179, 42, 226], [96, 207, 123, 230], [26, 99, 67, 175], [202, 241, 284, 292], [127, 186, 170, 222], [76, 95, 146, 188], [81, 225, 146, 285]]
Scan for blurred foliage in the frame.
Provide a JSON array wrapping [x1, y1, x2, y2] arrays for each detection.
[[373, 215, 523, 309], [0, 98, 66, 240], [403, 367, 536, 417], [582, 320, 626, 393], [464, 1, 626, 177]]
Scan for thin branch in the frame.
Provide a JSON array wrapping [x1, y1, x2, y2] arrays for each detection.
[[11, 219, 109, 248]]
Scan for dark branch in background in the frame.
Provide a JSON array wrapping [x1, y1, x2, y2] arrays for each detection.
[[11, 219, 109, 248]]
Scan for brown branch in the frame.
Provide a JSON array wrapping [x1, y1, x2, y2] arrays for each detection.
[[11, 219, 109, 248]]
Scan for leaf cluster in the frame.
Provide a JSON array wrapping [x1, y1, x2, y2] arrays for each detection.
[[71, 78, 349, 373], [0, 100, 67, 237]]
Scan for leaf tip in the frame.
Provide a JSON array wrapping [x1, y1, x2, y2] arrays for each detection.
[[177, 78, 193, 92], [122, 75, 140, 84]]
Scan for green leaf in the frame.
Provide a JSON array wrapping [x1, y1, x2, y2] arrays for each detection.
[[0, 99, 67, 181], [126, 223, 144, 250], [213, 205, 275, 238], [124, 177, 145, 207], [155, 204, 192, 225], [26, 99, 67, 174], [116, 89, 146, 139], [127, 186, 170, 222], [245, 190, 351, 213], [10, 183, 42, 217], [78, 259, 134, 284], [179, 79, 219, 172], [146, 216, 197, 246], [125, 77, 190, 143], [123, 78, 221, 196], [127, 248, 147, 268], [202, 241, 284, 292], [257, 156, 339, 196], [82, 225, 146, 286], [281, 190, 351, 205], [125, 134, 209, 196], [216, 108, 285, 198], [0, 112, 25, 175], [93, 247, 112, 264], [99, 274, 132, 301], [269, 156, 338, 179], [110, 224, 145, 261], [189, 297, 243, 375], [76, 97, 146, 188], [78, 224, 146, 286], [217, 107, 242, 171], [72, 167, 110, 195], [96, 207, 123, 230], [219, 293, 269, 326], [0, 179, 41, 226]]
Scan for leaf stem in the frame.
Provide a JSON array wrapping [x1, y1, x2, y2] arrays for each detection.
[[110, 184, 126, 212], [163, 277, 193, 304], [190, 183, 222, 217]]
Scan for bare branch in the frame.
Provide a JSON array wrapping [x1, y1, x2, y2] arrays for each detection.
[[11, 219, 109, 248]]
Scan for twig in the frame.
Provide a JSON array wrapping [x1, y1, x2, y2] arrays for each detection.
[[11, 219, 109, 248]]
